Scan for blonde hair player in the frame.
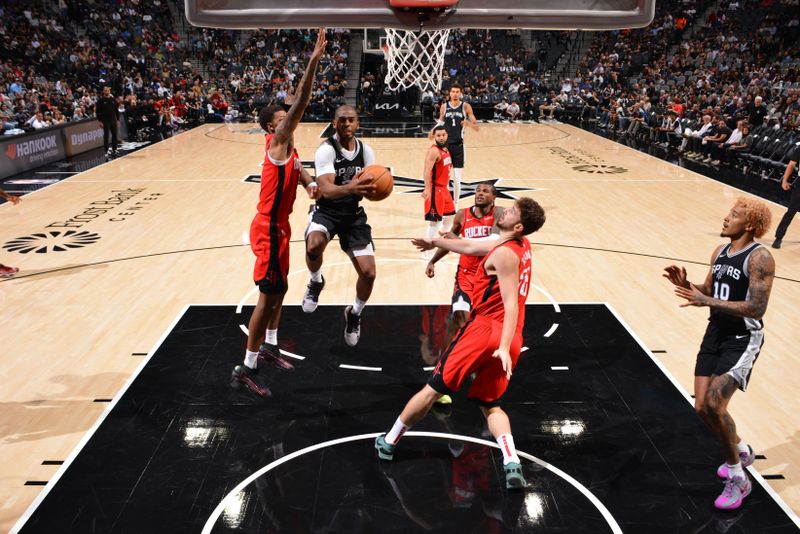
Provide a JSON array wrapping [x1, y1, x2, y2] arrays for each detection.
[[664, 197, 775, 511], [429, 83, 478, 210]]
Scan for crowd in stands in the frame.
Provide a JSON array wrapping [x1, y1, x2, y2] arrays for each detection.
[[410, 0, 798, 178], [3, 0, 797, 184], [569, 0, 800, 176], [0, 0, 351, 139]]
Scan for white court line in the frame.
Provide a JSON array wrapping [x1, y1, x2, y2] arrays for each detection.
[[551, 366, 569, 371], [9, 304, 192, 534], [572, 124, 792, 210], [544, 323, 559, 337], [603, 302, 800, 529], [235, 258, 455, 323], [278, 349, 306, 361], [339, 364, 382, 372], [0, 127, 195, 209], [532, 283, 560, 313], [200, 431, 623, 534]]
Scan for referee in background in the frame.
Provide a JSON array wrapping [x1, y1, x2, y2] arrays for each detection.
[[96, 86, 119, 158]]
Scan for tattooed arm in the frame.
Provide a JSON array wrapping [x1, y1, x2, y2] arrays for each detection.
[[675, 247, 775, 319]]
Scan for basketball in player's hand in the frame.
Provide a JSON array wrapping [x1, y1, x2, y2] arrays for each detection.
[[358, 164, 393, 201]]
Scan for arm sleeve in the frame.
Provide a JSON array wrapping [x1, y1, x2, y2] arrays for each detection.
[[314, 143, 336, 176], [363, 143, 376, 166]]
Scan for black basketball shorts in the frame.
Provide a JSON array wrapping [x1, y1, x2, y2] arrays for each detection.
[[695, 322, 764, 391], [305, 206, 374, 255], [447, 141, 465, 168]]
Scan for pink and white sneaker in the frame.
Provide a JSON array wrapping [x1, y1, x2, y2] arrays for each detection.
[[717, 445, 755, 479], [715, 473, 751, 510], [0, 265, 20, 278]]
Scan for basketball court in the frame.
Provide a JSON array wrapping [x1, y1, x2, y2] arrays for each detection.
[[2, 0, 800, 531], [2, 120, 799, 532]]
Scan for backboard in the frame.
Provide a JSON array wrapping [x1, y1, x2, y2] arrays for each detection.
[[185, 0, 656, 31]]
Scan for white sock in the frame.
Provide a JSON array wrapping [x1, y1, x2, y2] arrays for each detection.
[[352, 297, 366, 315], [737, 440, 750, 455], [385, 417, 409, 445], [441, 215, 453, 233], [310, 269, 323, 283], [496, 433, 521, 465], [426, 222, 438, 239], [453, 168, 462, 208], [727, 461, 744, 478], [265, 329, 278, 345], [244, 349, 259, 369]]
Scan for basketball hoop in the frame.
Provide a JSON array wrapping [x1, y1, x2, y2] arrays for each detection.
[[383, 28, 450, 92], [380, 0, 458, 92]]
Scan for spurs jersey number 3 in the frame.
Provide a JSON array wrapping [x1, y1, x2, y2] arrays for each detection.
[[710, 242, 764, 333]]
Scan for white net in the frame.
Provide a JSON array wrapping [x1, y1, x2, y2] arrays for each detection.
[[383, 28, 450, 93]]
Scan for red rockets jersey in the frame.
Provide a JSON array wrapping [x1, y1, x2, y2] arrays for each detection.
[[258, 134, 301, 219], [471, 237, 532, 329], [431, 145, 452, 188], [458, 206, 496, 274]]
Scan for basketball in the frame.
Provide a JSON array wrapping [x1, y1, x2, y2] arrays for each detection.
[[359, 164, 394, 201]]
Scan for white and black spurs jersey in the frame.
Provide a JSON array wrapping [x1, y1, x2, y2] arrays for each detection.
[[443, 101, 465, 143], [709, 242, 764, 334]]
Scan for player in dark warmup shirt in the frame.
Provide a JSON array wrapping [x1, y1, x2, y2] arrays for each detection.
[[665, 197, 775, 510]]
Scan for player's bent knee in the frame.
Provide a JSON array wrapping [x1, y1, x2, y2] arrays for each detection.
[[360, 268, 376, 282], [305, 236, 327, 255]]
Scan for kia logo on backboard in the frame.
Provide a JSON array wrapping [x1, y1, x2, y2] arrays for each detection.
[[3, 230, 101, 254]]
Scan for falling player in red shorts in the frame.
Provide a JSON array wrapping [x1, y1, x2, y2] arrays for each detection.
[[231, 29, 327, 399], [375, 197, 546, 490], [422, 125, 456, 256]]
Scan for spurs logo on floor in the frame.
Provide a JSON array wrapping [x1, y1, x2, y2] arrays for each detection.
[[572, 164, 628, 174], [393, 176, 540, 200], [2, 230, 101, 254], [245, 168, 539, 200], [543, 146, 628, 174]]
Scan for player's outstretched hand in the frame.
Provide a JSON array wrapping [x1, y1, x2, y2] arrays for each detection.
[[411, 237, 434, 251], [311, 29, 327, 61], [674, 283, 707, 307], [492, 348, 513, 380], [8, 194, 21, 205], [425, 262, 435, 278], [663, 265, 689, 289], [306, 182, 319, 200]]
